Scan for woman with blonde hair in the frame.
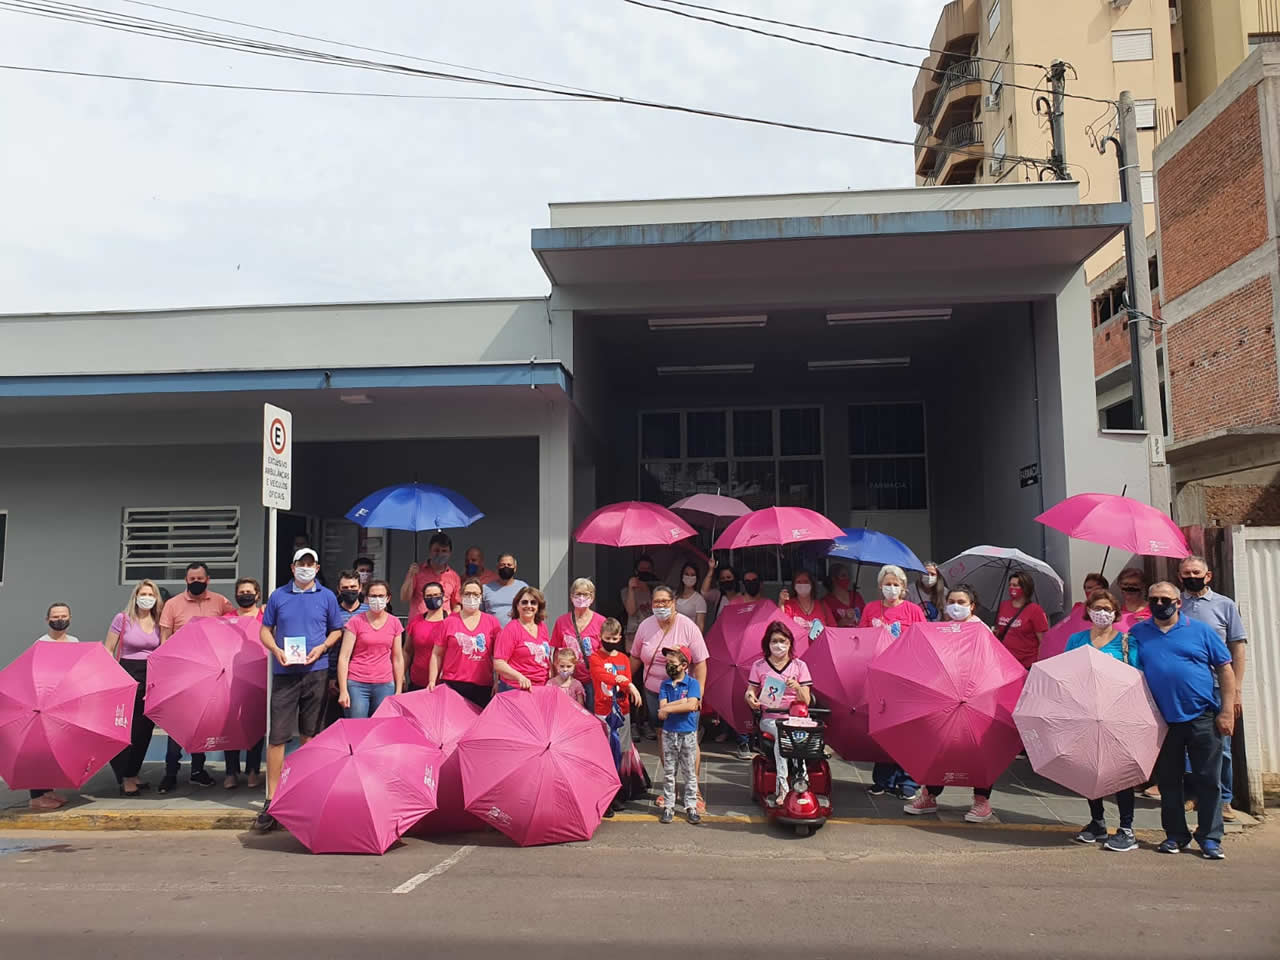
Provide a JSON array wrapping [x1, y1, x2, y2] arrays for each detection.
[[106, 580, 164, 797], [551, 577, 607, 712]]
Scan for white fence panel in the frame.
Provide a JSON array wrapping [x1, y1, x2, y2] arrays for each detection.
[[1232, 526, 1280, 807]]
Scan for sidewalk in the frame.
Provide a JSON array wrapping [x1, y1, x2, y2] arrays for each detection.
[[1, 732, 1262, 834]]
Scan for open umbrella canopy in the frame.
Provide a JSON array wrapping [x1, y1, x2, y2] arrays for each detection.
[[144, 618, 267, 753], [867, 621, 1026, 788], [0, 643, 136, 790], [457, 686, 619, 846], [269, 717, 441, 855], [800, 627, 895, 763], [669, 493, 751, 526], [712, 507, 844, 551], [345, 482, 484, 531], [703, 601, 804, 736], [1013, 645, 1166, 799], [827, 528, 925, 572], [573, 501, 696, 548], [373, 686, 484, 835], [1036, 493, 1189, 559], [939, 545, 1065, 614]]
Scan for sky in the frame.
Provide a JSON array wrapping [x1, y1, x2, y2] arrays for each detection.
[[0, 0, 945, 312]]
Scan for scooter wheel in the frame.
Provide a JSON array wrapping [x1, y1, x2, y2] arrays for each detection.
[[794, 825, 811, 837]]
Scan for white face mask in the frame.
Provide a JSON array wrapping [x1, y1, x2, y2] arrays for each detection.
[[357, 571, 371, 584], [945, 603, 971, 622], [682, 574, 698, 587], [795, 583, 812, 597], [654, 606, 674, 621], [136, 595, 157, 611], [461, 595, 482, 612], [882, 584, 902, 601], [1089, 608, 1116, 627], [921, 574, 937, 587], [769, 641, 790, 658], [367, 596, 389, 613], [294, 566, 318, 583]]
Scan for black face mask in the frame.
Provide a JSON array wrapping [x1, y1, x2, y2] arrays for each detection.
[[186, 581, 208, 597], [665, 663, 683, 679], [497, 567, 516, 581], [636, 570, 657, 583], [236, 593, 257, 608], [1150, 597, 1178, 621], [338, 590, 360, 606], [719, 579, 737, 594], [743, 580, 761, 597], [1180, 576, 1207, 594], [48, 618, 70, 632], [602, 639, 624, 653], [424, 596, 445, 611]]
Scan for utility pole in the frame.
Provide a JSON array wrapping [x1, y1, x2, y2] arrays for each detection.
[[1048, 61, 1068, 180], [1109, 91, 1172, 515]]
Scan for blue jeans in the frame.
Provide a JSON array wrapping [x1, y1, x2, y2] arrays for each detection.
[[872, 762, 918, 796], [1158, 711, 1225, 845], [1221, 734, 1233, 804], [345, 680, 394, 719]]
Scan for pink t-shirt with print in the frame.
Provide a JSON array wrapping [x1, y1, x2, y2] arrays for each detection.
[[434, 612, 500, 686], [495, 620, 552, 686], [858, 599, 927, 638]]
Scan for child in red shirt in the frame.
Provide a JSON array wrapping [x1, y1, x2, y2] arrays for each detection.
[[588, 619, 647, 812]]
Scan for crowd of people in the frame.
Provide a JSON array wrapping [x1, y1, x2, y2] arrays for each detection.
[[23, 532, 1248, 858]]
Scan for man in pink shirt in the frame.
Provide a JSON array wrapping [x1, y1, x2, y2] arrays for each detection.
[[400, 532, 462, 620]]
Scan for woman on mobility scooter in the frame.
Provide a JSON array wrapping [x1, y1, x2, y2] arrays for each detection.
[[744, 620, 813, 805]]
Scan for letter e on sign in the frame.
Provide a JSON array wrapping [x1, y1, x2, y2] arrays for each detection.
[[262, 403, 293, 510]]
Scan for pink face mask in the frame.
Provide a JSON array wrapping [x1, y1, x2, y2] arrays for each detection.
[[1009, 585, 1024, 600], [572, 594, 592, 609]]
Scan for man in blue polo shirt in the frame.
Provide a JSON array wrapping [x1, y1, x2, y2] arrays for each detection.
[[255, 547, 343, 833], [1131, 580, 1236, 859]]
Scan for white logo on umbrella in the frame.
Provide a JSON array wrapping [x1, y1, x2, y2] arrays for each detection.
[[114, 704, 127, 728], [424, 764, 436, 791], [790, 528, 809, 538], [486, 806, 512, 826]]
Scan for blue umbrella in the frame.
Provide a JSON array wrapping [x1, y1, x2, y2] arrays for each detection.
[[827, 528, 925, 572], [345, 482, 484, 532]]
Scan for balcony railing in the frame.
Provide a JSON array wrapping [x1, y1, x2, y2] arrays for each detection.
[[923, 122, 983, 185], [920, 58, 984, 137]]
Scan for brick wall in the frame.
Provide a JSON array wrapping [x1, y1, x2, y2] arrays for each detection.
[[1157, 91, 1266, 302], [1204, 483, 1280, 526], [1167, 276, 1279, 441], [1093, 293, 1162, 377]]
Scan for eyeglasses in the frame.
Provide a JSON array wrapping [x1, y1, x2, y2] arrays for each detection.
[[1119, 585, 1142, 593], [518, 599, 540, 607]]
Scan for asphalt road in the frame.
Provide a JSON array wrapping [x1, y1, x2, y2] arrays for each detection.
[[1, 820, 1277, 958]]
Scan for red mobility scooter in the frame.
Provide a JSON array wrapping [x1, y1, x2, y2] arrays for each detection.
[[750, 703, 832, 836]]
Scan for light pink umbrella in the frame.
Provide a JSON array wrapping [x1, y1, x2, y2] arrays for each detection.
[[1036, 493, 1189, 559], [670, 493, 750, 526], [1013, 645, 1166, 799], [574, 500, 697, 548], [800, 627, 895, 763], [704, 601, 803, 735], [867, 621, 1027, 788], [144, 618, 267, 753], [373, 686, 484, 835], [270, 717, 442, 855], [457, 686, 619, 846], [712, 506, 844, 551], [0, 642, 136, 790]]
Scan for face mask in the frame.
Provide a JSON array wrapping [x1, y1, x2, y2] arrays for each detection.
[[357, 571, 371, 585], [572, 594, 592, 610], [236, 593, 257, 609], [743, 580, 761, 597], [945, 603, 971, 622], [294, 567, 318, 584], [602, 639, 624, 653], [636, 571, 656, 583], [461, 596, 482, 612], [654, 606, 673, 621], [1150, 597, 1178, 621], [497, 566, 516, 581], [465, 562, 480, 576], [769, 641, 790, 658], [1180, 575, 1207, 593], [1009, 585, 1024, 600], [136, 595, 157, 611], [795, 583, 812, 597], [48, 618, 70, 632], [1089, 608, 1116, 627], [682, 574, 698, 587], [881, 584, 902, 601], [719, 579, 738, 594], [367, 596, 389, 613], [187, 581, 208, 596], [424, 595, 445, 611], [432, 552, 451, 568], [337, 590, 359, 606], [557, 667, 574, 680], [835, 577, 850, 589], [922, 574, 938, 587], [665, 663, 683, 679]]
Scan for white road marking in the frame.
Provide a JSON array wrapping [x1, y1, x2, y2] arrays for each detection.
[[392, 844, 476, 894]]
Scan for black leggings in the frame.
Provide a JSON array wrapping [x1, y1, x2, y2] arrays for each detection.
[[108, 658, 156, 780], [928, 785, 992, 798], [224, 740, 264, 778], [1087, 787, 1136, 829]]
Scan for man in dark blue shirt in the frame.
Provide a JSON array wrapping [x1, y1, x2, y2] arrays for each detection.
[[1131, 581, 1235, 859]]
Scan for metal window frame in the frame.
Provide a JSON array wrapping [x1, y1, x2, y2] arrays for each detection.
[[120, 505, 241, 585], [987, 0, 1001, 38], [0, 509, 6, 585], [847, 401, 930, 512]]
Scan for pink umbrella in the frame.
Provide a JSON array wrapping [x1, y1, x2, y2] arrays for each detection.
[[800, 627, 895, 763], [704, 601, 803, 735], [574, 501, 697, 548], [867, 621, 1026, 788], [0, 643, 136, 790], [1013, 645, 1166, 799], [269, 717, 441, 855], [670, 493, 750, 526], [1036, 493, 1189, 559], [144, 618, 267, 753], [373, 686, 484, 835], [457, 686, 619, 846], [712, 506, 844, 551]]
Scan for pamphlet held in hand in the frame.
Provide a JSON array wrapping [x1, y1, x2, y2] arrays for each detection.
[[759, 675, 787, 711], [283, 636, 308, 665]]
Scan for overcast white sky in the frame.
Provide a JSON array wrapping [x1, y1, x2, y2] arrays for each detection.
[[0, 0, 944, 312]]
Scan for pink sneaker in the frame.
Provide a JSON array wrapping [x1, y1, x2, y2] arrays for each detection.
[[964, 796, 994, 822], [904, 791, 937, 815]]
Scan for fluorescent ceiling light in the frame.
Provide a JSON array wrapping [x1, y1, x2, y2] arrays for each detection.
[[656, 363, 755, 376], [339, 393, 374, 405], [806, 357, 911, 371], [648, 315, 767, 331], [826, 308, 952, 326]]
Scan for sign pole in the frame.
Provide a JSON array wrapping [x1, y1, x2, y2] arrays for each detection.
[[261, 404, 293, 802]]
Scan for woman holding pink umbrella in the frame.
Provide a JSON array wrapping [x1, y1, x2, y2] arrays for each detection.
[[858, 564, 927, 638], [28, 603, 79, 809], [428, 577, 500, 707], [106, 580, 164, 797], [220, 577, 265, 789], [777, 569, 832, 635]]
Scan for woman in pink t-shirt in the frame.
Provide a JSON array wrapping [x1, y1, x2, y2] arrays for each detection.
[[995, 570, 1049, 669], [777, 570, 833, 636], [405, 580, 448, 691], [494, 586, 552, 691], [821, 563, 866, 628], [219, 577, 266, 789], [429, 577, 500, 708], [105, 580, 164, 797], [744, 619, 812, 804], [858, 564, 928, 638], [550, 577, 606, 712], [336, 580, 404, 718]]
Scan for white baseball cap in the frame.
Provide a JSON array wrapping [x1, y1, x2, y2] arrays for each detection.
[[293, 547, 319, 563]]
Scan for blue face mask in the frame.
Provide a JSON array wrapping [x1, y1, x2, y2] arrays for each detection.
[[465, 562, 480, 576], [424, 596, 444, 611]]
